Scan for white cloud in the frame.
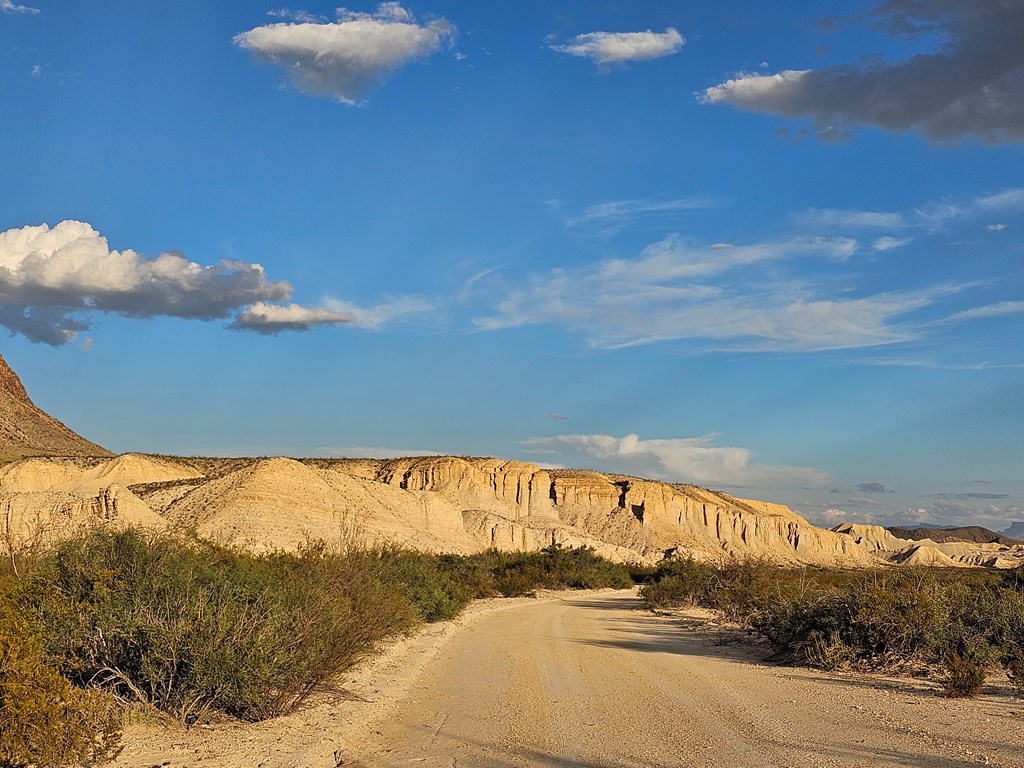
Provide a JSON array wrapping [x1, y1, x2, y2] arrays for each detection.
[[702, 2, 1024, 144], [550, 28, 684, 68], [799, 190, 1024, 233], [564, 196, 725, 231], [318, 445, 441, 459], [230, 302, 355, 334], [796, 208, 906, 230], [902, 502, 1024, 531], [0, 0, 39, 14], [873, 236, 912, 251], [0, 220, 426, 345], [915, 188, 1024, 229], [319, 295, 435, 328], [0, 221, 290, 344], [986, 223, 1008, 232], [234, 3, 455, 104], [473, 234, 939, 352], [809, 507, 882, 528], [267, 8, 326, 23], [944, 301, 1024, 323], [521, 433, 828, 488]]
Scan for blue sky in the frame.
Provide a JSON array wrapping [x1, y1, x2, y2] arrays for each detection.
[[1, 0, 1022, 530]]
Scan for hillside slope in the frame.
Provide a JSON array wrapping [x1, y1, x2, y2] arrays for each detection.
[[886, 525, 1023, 546], [0, 354, 112, 460]]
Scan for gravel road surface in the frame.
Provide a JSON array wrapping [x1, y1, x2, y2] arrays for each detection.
[[111, 590, 1024, 768], [352, 591, 1024, 768]]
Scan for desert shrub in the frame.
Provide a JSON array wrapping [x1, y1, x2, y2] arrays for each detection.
[[20, 529, 417, 723], [434, 552, 500, 599], [483, 545, 633, 596], [640, 558, 1024, 695], [0, 600, 121, 768], [6, 528, 637, 739], [374, 549, 475, 622], [639, 557, 717, 609]]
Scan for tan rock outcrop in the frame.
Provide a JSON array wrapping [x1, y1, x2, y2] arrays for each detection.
[[0, 484, 166, 555], [48, 453, 204, 496], [0, 457, 88, 492]]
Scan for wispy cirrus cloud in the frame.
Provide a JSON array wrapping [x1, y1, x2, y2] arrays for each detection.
[[942, 300, 1024, 323], [521, 432, 828, 488], [873, 236, 912, 251], [563, 196, 726, 234], [234, 2, 455, 104], [550, 28, 684, 69], [473, 234, 951, 352], [796, 208, 906, 230], [795, 189, 1024, 234], [318, 445, 441, 459], [702, 1, 1024, 144]]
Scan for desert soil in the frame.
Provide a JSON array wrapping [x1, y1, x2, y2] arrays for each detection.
[[110, 590, 1024, 768]]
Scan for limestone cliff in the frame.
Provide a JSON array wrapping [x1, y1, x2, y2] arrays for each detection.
[[3, 451, 1020, 569]]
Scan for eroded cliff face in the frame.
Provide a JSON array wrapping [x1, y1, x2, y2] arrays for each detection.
[[830, 522, 1024, 569], [4, 452, 1019, 568], [360, 456, 875, 565]]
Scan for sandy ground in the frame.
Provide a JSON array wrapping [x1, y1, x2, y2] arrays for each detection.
[[109, 590, 1024, 768]]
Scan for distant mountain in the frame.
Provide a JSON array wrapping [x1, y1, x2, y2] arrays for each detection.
[[0, 354, 112, 460], [1003, 522, 1024, 540], [886, 525, 1024, 547]]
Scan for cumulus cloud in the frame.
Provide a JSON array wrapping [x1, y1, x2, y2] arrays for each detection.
[[0, 221, 290, 344], [231, 296, 433, 334], [550, 28, 684, 68], [474, 234, 950, 352], [521, 433, 828, 488], [230, 302, 355, 334], [703, 1, 1024, 143], [0, 0, 39, 14], [234, 3, 455, 104], [0, 220, 426, 345], [986, 223, 1009, 232]]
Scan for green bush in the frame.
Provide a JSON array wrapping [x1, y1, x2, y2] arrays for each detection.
[[640, 558, 1024, 696], [0, 601, 121, 768], [1, 526, 637, 750], [639, 556, 717, 609], [20, 530, 417, 723], [484, 545, 633, 596], [374, 549, 475, 622]]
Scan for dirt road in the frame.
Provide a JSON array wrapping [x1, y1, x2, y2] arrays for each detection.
[[113, 590, 1024, 768]]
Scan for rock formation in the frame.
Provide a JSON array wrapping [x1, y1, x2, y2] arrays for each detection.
[[886, 525, 1023, 546], [831, 522, 1024, 569], [1, 451, 1022, 568]]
